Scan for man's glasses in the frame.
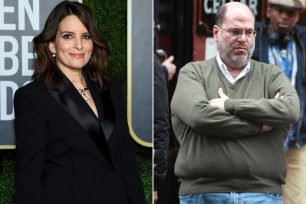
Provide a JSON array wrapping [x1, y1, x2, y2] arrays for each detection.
[[217, 26, 256, 38]]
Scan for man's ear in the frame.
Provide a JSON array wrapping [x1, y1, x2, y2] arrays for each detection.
[[213, 25, 219, 41]]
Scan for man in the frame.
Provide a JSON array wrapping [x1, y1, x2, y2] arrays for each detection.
[[153, 55, 170, 203], [171, 2, 300, 204], [252, 1, 306, 203]]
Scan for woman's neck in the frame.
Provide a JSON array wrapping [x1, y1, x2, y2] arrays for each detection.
[[61, 68, 86, 88]]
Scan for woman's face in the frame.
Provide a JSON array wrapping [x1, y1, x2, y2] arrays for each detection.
[[48, 15, 93, 72]]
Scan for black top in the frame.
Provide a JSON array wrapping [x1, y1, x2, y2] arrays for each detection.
[[14, 72, 146, 204]]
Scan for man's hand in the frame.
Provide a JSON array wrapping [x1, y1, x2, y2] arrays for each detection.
[[162, 55, 176, 81], [274, 92, 282, 99], [208, 88, 229, 109], [262, 125, 273, 132], [262, 92, 282, 132], [154, 191, 158, 203], [262, 92, 284, 132]]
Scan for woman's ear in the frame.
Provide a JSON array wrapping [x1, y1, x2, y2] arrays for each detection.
[[48, 42, 56, 54]]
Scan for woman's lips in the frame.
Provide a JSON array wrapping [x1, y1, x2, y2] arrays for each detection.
[[70, 53, 85, 58]]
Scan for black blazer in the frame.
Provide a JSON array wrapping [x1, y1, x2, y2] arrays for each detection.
[[14, 75, 146, 204]]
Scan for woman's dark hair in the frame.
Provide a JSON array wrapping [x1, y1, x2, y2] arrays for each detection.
[[33, 1, 110, 91]]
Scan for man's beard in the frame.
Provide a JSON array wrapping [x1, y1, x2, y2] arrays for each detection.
[[278, 27, 289, 36], [218, 38, 255, 68]]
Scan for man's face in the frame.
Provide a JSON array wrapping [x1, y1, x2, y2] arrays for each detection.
[[213, 7, 255, 69], [216, 27, 255, 68], [266, 5, 300, 35]]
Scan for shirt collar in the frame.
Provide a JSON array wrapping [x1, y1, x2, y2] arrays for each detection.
[[216, 53, 251, 84]]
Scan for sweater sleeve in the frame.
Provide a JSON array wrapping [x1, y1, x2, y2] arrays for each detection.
[[171, 62, 262, 137], [224, 65, 300, 127]]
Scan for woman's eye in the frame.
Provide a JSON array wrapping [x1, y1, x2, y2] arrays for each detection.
[[83, 34, 91, 39], [62, 34, 72, 39]]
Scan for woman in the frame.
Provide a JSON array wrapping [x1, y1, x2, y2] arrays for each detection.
[[14, 1, 146, 203]]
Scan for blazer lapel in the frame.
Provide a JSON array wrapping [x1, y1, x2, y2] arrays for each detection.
[[84, 74, 115, 141], [48, 76, 114, 168], [100, 88, 115, 141]]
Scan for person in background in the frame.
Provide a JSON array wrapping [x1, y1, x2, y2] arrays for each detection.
[[13, 1, 146, 203], [252, 1, 306, 203], [171, 2, 300, 203], [153, 55, 170, 203], [154, 49, 176, 203]]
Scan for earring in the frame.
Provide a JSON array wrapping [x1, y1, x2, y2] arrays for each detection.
[[52, 53, 56, 58]]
